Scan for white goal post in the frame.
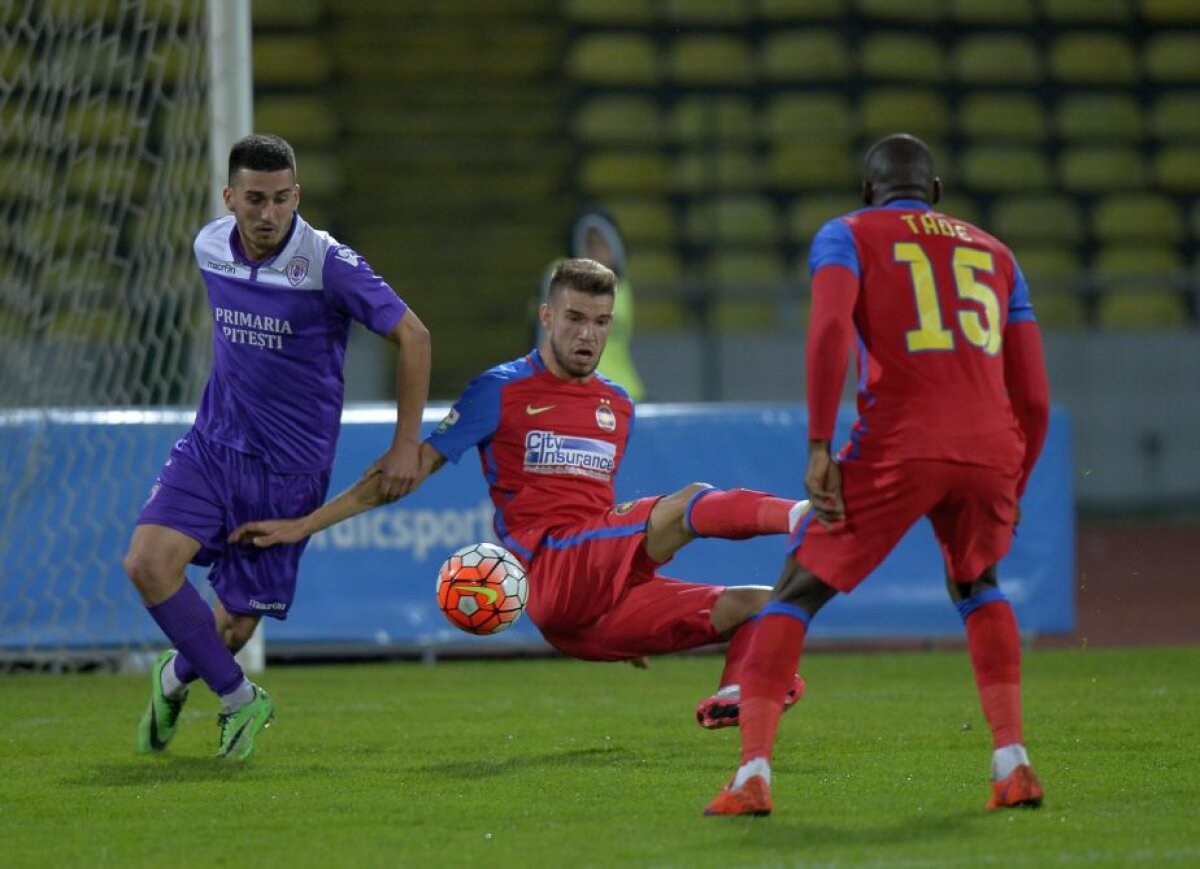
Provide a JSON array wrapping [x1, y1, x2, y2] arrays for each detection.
[[0, 0, 260, 672]]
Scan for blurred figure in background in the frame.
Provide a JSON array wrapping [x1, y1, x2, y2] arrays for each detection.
[[537, 206, 645, 400]]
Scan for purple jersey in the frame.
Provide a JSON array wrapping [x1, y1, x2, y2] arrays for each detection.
[[192, 213, 408, 471]]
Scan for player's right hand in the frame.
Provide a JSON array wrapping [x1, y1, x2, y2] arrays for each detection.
[[228, 519, 309, 548], [805, 448, 845, 527]]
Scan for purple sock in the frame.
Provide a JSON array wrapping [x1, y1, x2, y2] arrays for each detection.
[[172, 652, 199, 685], [148, 582, 244, 697]]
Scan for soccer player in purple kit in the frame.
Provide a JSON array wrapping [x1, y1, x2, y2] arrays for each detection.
[[125, 134, 431, 759]]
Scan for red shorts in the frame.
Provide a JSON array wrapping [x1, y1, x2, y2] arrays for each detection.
[[790, 459, 1019, 591], [526, 497, 725, 662]]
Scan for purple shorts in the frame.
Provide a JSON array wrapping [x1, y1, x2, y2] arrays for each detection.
[[136, 430, 330, 619]]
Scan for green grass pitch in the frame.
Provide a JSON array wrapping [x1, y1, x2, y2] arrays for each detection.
[[2, 646, 1198, 868]]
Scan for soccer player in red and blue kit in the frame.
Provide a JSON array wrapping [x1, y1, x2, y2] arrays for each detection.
[[234, 257, 808, 727], [705, 135, 1051, 817], [125, 135, 431, 759]]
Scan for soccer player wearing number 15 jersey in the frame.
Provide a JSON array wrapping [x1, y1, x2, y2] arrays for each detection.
[[706, 135, 1051, 817]]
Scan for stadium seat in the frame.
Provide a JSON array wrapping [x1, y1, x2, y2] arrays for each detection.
[[1096, 246, 1189, 330], [668, 35, 756, 86], [671, 149, 762, 193], [686, 195, 780, 246], [990, 195, 1085, 245], [953, 35, 1041, 86], [933, 193, 982, 226], [763, 93, 856, 144], [1154, 147, 1200, 192], [959, 146, 1051, 192], [1055, 93, 1143, 142], [785, 194, 862, 243], [1150, 92, 1200, 140], [859, 33, 946, 83], [664, 0, 748, 25], [860, 88, 951, 141], [1144, 34, 1200, 83], [567, 34, 660, 85], [768, 144, 857, 190], [580, 151, 670, 194], [255, 96, 339, 147], [1140, 0, 1200, 23], [574, 97, 663, 145], [670, 96, 756, 144], [757, 0, 846, 21], [253, 36, 332, 86], [1043, 0, 1133, 22], [1059, 146, 1147, 192], [949, 0, 1035, 24], [1092, 193, 1184, 244], [627, 248, 683, 288], [1049, 33, 1137, 85], [563, 0, 655, 25], [63, 103, 133, 146], [1096, 290, 1190, 329], [958, 92, 1047, 142], [855, 0, 943, 23], [762, 30, 851, 82], [1015, 246, 1083, 283], [1095, 245, 1183, 285], [605, 198, 678, 246], [251, 0, 324, 26]]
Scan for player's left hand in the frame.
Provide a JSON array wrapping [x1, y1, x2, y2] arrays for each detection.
[[229, 519, 309, 548], [370, 438, 421, 501]]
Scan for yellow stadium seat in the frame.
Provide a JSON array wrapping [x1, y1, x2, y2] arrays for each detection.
[[1092, 194, 1184, 244], [567, 34, 660, 85], [605, 198, 678, 246], [564, 0, 655, 25], [762, 30, 851, 82], [1154, 147, 1200, 192], [859, 33, 945, 83], [1059, 146, 1147, 192], [856, 0, 942, 22], [664, 0, 748, 25], [1151, 92, 1200, 140], [637, 297, 692, 331], [960, 146, 1052, 193], [255, 96, 339, 147], [253, 36, 332, 87], [1043, 0, 1133, 22], [757, 0, 846, 21], [934, 194, 982, 226], [672, 150, 762, 193], [1096, 290, 1189, 329], [950, 0, 1035, 23], [1140, 0, 1200, 23], [580, 151, 670, 194], [785, 194, 862, 243], [1095, 245, 1182, 278], [990, 195, 1085, 245], [687, 195, 780, 246], [252, 0, 324, 26], [670, 96, 756, 143], [1050, 33, 1137, 84], [953, 35, 1041, 85], [1014, 246, 1083, 282], [860, 88, 951, 140], [1028, 293, 1088, 328], [669, 35, 756, 86], [1056, 93, 1143, 142], [763, 93, 855, 144], [768, 144, 857, 190], [627, 248, 683, 288], [1094, 246, 1188, 329], [958, 93, 1047, 142], [1144, 34, 1200, 83], [574, 97, 663, 145]]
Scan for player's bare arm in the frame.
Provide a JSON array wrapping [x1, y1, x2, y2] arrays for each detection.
[[372, 308, 432, 501], [230, 442, 447, 548]]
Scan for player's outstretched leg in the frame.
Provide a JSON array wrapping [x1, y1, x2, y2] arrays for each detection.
[[216, 684, 275, 760], [695, 674, 805, 730], [136, 650, 190, 753]]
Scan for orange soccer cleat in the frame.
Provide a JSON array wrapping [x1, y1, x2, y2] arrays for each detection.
[[695, 674, 805, 730], [703, 775, 773, 817], [986, 764, 1044, 811]]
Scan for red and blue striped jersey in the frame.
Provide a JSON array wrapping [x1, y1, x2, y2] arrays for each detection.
[[426, 349, 635, 561]]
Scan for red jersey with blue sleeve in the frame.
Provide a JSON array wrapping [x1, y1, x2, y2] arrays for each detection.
[[425, 349, 635, 562], [807, 199, 1035, 471]]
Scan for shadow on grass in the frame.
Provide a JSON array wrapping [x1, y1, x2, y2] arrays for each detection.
[[62, 756, 288, 787], [692, 807, 981, 851], [419, 745, 629, 779]]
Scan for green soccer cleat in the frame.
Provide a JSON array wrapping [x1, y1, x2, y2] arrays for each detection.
[[136, 650, 189, 754], [216, 685, 275, 760]]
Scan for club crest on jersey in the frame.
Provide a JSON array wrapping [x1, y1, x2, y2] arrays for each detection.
[[613, 500, 636, 515], [595, 400, 616, 432], [524, 430, 616, 481], [285, 255, 309, 286]]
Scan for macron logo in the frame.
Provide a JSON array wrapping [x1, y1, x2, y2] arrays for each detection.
[[334, 247, 361, 268]]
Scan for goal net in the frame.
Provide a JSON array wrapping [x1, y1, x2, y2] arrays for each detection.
[[0, 0, 222, 670]]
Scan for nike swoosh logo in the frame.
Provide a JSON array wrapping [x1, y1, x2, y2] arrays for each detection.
[[456, 584, 500, 605], [525, 404, 555, 415], [223, 720, 251, 756]]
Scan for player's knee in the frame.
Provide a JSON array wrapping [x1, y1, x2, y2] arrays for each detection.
[[123, 548, 165, 590], [221, 619, 257, 652]]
